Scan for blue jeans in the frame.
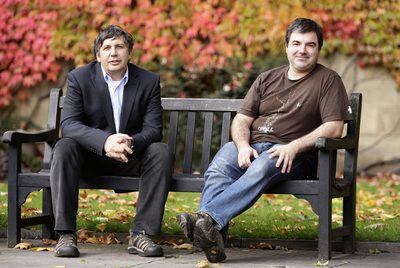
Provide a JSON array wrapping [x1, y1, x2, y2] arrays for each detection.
[[199, 142, 316, 230]]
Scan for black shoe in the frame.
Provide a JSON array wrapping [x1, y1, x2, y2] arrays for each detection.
[[193, 213, 226, 263], [54, 233, 80, 257], [128, 231, 163, 257], [176, 212, 200, 241]]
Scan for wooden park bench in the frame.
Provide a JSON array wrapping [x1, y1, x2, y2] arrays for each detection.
[[2, 88, 362, 261]]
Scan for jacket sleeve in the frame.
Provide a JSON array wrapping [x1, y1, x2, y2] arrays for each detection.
[[60, 72, 110, 155], [131, 75, 163, 155]]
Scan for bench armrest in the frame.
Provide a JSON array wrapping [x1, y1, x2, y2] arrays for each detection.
[[315, 136, 355, 151], [2, 129, 57, 145]]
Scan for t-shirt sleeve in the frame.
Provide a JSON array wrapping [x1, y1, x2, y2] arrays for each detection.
[[238, 75, 262, 118], [319, 74, 352, 123]]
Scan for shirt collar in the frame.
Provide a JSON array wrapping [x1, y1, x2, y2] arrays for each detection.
[[100, 64, 129, 85]]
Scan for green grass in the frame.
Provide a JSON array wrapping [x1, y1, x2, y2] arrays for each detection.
[[0, 176, 399, 241]]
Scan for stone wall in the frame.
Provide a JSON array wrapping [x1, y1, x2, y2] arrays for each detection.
[[320, 55, 400, 173]]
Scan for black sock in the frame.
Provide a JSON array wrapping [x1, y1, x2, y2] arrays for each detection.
[[57, 230, 74, 235], [131, 230, 141, 237]]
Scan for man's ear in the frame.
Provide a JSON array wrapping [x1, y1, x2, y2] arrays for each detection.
[[96, 53, 100, 62]]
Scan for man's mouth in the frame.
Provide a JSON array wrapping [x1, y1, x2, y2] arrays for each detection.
[[109, 60, 121, 64]]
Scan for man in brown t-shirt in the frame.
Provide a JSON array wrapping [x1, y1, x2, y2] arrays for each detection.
[[177, 18, 351, 263]]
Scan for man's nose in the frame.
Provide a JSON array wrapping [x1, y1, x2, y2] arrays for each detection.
[[110, 47, 117, 56], [299, 44, 306, 53]]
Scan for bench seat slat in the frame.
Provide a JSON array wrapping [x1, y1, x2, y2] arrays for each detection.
[[18, 172, 350, 195]]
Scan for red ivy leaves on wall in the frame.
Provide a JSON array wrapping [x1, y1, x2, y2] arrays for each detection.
[[0, 0, 59, 108], [0, 0, 60, 108], [0, 0, 399, 109]]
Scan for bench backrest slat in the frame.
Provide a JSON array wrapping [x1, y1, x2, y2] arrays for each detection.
[[200, 112, 214, 174], [221, 112, 232, 147], [43, 88, 63, 169], [167, 111, 179, 156], [183, 111, 196, 173]]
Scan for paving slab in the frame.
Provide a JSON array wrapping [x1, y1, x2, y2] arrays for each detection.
[[1, 238, 400, 268]]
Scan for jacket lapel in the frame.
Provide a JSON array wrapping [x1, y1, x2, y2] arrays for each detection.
[[119, 64, 139, 133], [92, 63, 116, 133]]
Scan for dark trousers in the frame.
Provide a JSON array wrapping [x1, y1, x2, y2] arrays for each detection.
[[50, 137, 173, 235]]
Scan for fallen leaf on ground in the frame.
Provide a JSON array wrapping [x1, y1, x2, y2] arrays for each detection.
[[106, 233, 121, 244], [96, 222, 107, 232], [256, 242, 274, 250], [364, 223, 384, 230], [196, 259, 210, 268], [159, 238, 184, 246], [332, 214, 343, 223], [80, 190, 87, 199], [314, 260, 329, 266], [172, 243, 193, 250], [42, 238, 58, 245], [94, 216, 109, 223], [86, 236, 100, 244], [14, 242, 33, 250], [31, 247, 54, 252], [380, 213, 396, 220], [369, 248, 381, 254], [275, 245, 289, 251], [77, 228, 91, 242], [281, 206, 293, 212]]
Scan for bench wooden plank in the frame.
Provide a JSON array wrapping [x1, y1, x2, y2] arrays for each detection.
[[221, 112, 232, 147], [183, 112, 196, 173], [168, 111, 179, 155], [18, 172, 348, 196], [200, 112, 213, 174], [162, 98, 242, 112]]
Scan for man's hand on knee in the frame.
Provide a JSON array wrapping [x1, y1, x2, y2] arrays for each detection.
[[237, 145, 259, 169], [267, 143, 299, 173], [104, 134, 133, 162]]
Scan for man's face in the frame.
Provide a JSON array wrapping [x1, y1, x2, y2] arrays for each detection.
[[286, 31, 319, 75], [96, 36, 130, 80]]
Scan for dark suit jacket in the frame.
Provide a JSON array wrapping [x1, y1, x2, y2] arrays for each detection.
[[61, 61, 163, 156]]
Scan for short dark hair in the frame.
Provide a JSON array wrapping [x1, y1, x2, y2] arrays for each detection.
[[285, 18, 323, 50], [92, 25, 134, 58]]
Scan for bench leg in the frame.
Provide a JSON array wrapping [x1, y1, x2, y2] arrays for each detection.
[[42, 188, 56, 239], [343, 194, 356, 253], [7, 191, 21, 248], [7, 145, 21, 248], [318, 199, 332, 261], [318, 150, 335, 261]]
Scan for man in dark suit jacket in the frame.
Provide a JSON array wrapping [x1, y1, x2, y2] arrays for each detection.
[[50, 25, 173, 258]]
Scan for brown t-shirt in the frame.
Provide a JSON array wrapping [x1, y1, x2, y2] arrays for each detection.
[[239, 64, 351, 144]]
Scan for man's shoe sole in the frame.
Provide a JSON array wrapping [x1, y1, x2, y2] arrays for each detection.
[[193, 218, 226, 263], [176, 213, 194, 241], [54, 247, 80, 257], [127, 246, 163, 257]]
